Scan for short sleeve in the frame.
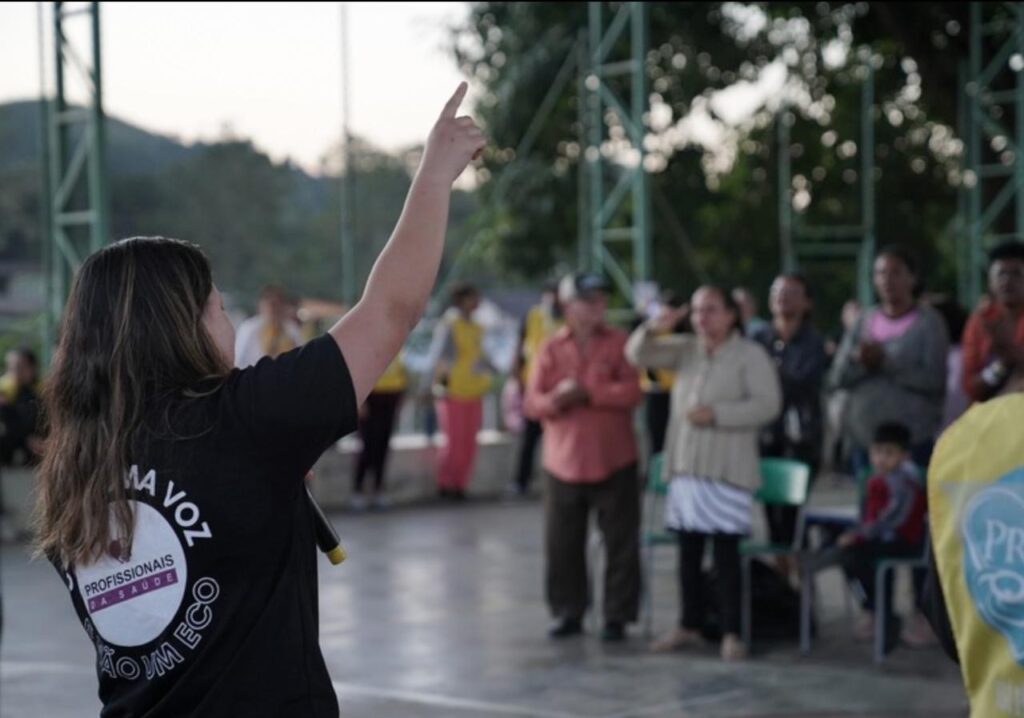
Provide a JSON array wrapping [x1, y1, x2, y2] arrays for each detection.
[[220, 334, 359, 474]]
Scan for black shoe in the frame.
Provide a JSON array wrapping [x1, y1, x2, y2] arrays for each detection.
[[601, 621, 626, 643], [548, 618, 583, 639], [504, 483, 529, 499], [452, 489, 467, 502]]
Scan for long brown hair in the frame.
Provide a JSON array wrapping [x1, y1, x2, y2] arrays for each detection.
[[35, 237, 230, 567]]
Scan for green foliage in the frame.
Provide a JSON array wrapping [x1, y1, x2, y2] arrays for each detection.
[[0, 103, 477, 315], [0, 2, 990, 334], [451, 2, 973, 327]]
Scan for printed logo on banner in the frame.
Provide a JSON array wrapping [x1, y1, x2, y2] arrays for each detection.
[[962, 465, 1024, 664], [74, 501, 188, 647]]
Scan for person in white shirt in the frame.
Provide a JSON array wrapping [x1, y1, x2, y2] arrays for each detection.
[[234, 284, 305, 367]]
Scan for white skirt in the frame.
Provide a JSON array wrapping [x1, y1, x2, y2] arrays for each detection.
[[665, 474, 753, 535]]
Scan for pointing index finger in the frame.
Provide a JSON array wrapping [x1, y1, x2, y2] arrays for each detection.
[[440, 81, 468, 120]]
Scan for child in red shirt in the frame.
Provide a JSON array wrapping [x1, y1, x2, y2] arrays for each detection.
[[836, 422, 927, 651]]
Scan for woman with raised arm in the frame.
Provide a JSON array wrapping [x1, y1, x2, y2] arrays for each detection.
[[626, 286, 781, 662], [35, 84, 484, 718]]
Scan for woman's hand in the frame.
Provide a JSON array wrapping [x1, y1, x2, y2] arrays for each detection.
[[649, 304, 690, 334], [686, 404, 716, 427], [856, 341, 885, 371], [419, 82, 486, 186], [553, 378, 589, 411]]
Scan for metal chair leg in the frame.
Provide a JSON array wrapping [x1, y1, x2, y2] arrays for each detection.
[[874, 565, 889, 665], [800, 567, 813, 655], [587, 530, 605, 633], [642, 543, 654, 638], [843, 576, 854, 637], [741, 555, 752, 647]]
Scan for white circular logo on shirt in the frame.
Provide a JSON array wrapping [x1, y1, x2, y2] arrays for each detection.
[[74, 501, 188, 647]]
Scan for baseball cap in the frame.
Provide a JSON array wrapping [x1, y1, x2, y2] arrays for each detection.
[[558, 272, 611, 303]]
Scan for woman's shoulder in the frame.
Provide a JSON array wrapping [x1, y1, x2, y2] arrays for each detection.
[[895, 303, 949, 343], [798, 321, 827, 344], [732, 333, 770, 358], [916, 302, 948, 327], [602, 324, 633, 342]]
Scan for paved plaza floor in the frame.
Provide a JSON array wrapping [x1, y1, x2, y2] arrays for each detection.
[[0, 498, 966, 717]]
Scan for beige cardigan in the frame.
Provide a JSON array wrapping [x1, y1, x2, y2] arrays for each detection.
[[625, 326, 781, 491]]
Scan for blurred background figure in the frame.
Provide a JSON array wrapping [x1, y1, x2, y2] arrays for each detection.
[[732, 287, 769, 338], [961, 241, 1024, 403], [639, 290, 690, 456], [234, 284, 306, 367], [927, 295, 969, 430], [752, 274, 826, 573], [351, 352, 408, 512], [822, 298, 862, 473], [825, 300, 863, 360], [428, 282, 494, 500], [508, 283, 561, 497], [0, 347, 43, 467]]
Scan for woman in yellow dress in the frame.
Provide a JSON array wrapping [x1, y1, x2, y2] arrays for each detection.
[[429, 283, 493, 499]]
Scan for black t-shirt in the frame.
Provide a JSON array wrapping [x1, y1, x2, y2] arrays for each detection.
[[53, 335, 358, 717]]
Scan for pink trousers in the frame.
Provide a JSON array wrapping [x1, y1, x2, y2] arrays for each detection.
[[435, 397, 483, 490]]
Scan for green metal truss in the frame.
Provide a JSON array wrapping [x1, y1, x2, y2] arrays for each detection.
[[42, 1, 110, 357], [579, 1, 651, 301], [964, 2, 1024, 305], [778, 64, 876, 307]]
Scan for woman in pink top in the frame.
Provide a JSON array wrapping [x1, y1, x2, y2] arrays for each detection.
[[830, 245, 949, 473]]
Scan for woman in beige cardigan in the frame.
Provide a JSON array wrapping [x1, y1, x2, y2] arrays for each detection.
[[626, 286, 781, 661]]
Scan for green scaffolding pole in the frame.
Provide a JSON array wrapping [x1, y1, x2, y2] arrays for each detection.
[[778, 109, 794, 273], [44, 1, 109, 358], [966, 2, 1024, 306], [777, 63, 876, 307], [580, 1, 650, 301], [858, 63, 876, 308], [339, 2, 356, 306]]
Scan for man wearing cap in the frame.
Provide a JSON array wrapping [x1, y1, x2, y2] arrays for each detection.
[[524, 273, 643, 642]]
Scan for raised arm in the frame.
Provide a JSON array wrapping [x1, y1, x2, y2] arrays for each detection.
[[625, 322, 691, 370], [329, 84, 485, 403]]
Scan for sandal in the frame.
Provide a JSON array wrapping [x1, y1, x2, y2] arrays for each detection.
[[650, 627, 706, 652]]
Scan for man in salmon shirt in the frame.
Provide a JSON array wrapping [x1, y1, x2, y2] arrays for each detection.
[[962, 241, 1024, 402], [524, 272, 642, 643]]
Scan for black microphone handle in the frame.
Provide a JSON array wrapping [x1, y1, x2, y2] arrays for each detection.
[[305, 484, 346, 565]]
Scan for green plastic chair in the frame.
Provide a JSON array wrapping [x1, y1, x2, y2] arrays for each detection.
[[640, 453, 676, 637], [740, 457, 812, 647], [642, 453, 672, 540]]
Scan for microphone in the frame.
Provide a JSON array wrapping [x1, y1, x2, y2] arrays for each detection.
[[305, 484, 346, 565]]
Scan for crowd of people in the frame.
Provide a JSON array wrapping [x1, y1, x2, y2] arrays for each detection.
[[6, 236, 1024, 664], [504, 239, 1024, 661]]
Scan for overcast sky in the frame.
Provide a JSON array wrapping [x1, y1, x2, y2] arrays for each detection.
[[1, 2, 469, 172]]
